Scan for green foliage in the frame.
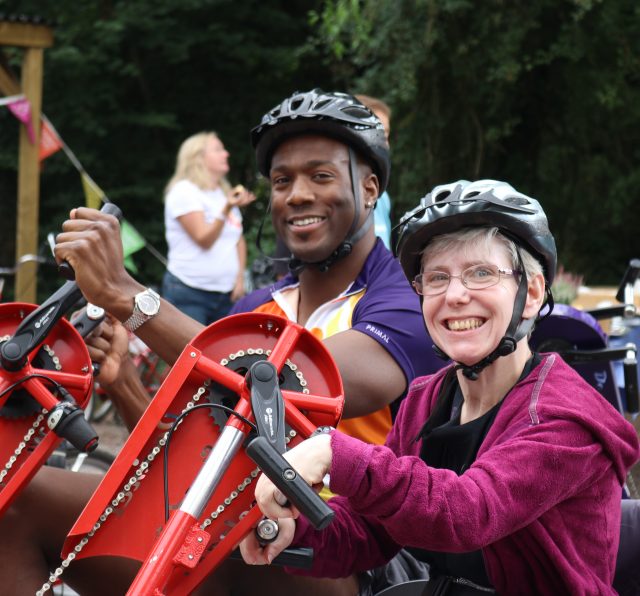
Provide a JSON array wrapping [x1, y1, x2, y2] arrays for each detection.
[[0, 0, 329, 299], [308, 0, 640, 284], [0, 0, 638, 303]]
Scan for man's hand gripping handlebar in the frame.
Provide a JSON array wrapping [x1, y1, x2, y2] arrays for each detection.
[[0, 202, 122, 452]]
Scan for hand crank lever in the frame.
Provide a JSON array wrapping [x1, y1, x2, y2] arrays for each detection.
[[245, 361, 335, 530]]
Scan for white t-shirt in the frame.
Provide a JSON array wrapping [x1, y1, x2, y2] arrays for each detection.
[[164, 179, 242, 292]]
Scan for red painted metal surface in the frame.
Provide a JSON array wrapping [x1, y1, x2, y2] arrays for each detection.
[[0, 302, 92, 515], [63, 312, 344, 594]]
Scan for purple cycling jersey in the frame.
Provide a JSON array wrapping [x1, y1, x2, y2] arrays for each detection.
[[232, 239, 443, 443]]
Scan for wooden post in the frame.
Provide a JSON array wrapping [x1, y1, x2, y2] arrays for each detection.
[[0, 19, 54, 302], [15, 46, 44, 303]]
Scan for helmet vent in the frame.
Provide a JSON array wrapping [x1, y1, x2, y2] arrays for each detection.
[[251, 89, 391, 192], [434, 191, 451, 202], [505, 196, 530, 206], [343, 106, 372, 119], [465, 191, 481, 198]]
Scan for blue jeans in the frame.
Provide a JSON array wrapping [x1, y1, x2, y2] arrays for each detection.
[[162, 271, 232, 326]]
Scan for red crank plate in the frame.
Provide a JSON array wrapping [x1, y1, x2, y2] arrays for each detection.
[[64, 313, 344, 591], [0, 302, 93, 515]]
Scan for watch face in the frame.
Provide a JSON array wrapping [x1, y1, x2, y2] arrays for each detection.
[[137, 293, 159, 316]]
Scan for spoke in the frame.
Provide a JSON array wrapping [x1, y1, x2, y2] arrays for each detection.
[[0, 376, 13, 406], [30, 368, 91, 391], [0, 376, 11, 394], [23, 377, 60, 411], [268, 323, 303, 372], [282, 389, 344, 416], [283, 400, 318, 437], [194, 354, 245, 394]]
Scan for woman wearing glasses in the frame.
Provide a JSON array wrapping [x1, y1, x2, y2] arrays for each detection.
[[242, 180, 640, 595]]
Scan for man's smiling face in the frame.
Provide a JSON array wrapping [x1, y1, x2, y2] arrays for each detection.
[[269, 134, 364, 264]]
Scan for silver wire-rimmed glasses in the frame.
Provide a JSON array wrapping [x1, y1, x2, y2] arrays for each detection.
[[412, 264, 521, 296]]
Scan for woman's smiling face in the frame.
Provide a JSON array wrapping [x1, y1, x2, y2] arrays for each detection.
[[419, 234, 521, 367]]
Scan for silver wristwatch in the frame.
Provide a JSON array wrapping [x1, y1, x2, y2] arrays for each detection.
[[123, 288, 160, 332]]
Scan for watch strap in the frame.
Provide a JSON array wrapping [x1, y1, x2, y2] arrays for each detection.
[[123, 310, 148, 332]]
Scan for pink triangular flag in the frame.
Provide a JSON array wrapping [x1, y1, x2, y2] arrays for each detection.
[[8, 97, 35, 143]]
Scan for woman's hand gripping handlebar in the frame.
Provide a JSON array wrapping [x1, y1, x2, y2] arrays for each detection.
[[241, 361, 334, 566], [246, 361, 334, 529]]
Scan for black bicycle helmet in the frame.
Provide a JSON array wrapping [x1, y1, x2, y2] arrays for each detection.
[[251, 89, 390, 194], [397, 180, 557, 285], [396, 180, 557, 380], [252, 89, 391, 273]]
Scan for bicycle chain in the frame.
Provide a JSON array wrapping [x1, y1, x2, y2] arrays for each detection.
[[36, 348, 306, 595], [0, 336, 61, 485], [0, 412, 46, 486], [209, 347, 309, 429]]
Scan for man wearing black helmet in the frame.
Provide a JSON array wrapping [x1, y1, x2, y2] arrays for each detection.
[[47, 90, 438, 444], [233, 89, 440, 444], [244, 179, 639, 595], [47, 89, 438, 445], [0, 91, 439, 595]]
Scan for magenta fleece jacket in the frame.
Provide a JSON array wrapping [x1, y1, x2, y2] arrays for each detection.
[[290, 354, 640, 595]]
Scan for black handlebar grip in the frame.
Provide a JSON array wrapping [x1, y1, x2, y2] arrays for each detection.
[[615, 258, 640, 304], [47, 401, 99, 453], [623, 353, 639, 413], [245, 436, 334, 530], [58, 202, 124, 280]]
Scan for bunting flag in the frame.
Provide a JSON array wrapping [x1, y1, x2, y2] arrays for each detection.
[[121, 220, 147, 274], [6, 96, 35, 143], [39, 119, 63, 161], [81, 172, 105, 210], [1, 92, 168, 271]]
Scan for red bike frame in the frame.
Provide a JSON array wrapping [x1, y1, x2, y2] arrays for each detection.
[[0, 302, 93, 516], [63, 312, 344, 595]]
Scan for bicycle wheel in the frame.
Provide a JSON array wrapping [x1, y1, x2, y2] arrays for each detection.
[[86, 387, 114, 423], [0, 302, 93, 517], [136, 349, 169, 396]]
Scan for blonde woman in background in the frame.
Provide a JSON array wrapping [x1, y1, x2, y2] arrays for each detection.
[[162, 132, 255, 325]]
